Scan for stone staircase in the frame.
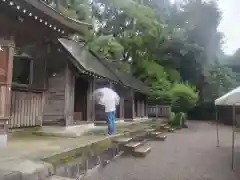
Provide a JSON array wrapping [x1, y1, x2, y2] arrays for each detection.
[[44, 122, 176, 180], [113, 122, 173, 158]]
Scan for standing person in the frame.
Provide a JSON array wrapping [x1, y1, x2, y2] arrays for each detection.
[[104, 94, 119, 135], [95, 89, 119, 135]]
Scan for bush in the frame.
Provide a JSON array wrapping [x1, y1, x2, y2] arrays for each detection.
[[169, 112, 187, 127], [170, 83, 198, 113], [168, 112, 176, 122]]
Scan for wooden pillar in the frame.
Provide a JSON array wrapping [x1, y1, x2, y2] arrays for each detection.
[[145, 97, 148, 117], [121, 98, 124, 119], [132, 90, 135, 119], [87, 77, 95, 122], [0, 39, 14, 146], [137, 100, 141, 117], [0, 39, 13, 118], [141, 100, 144, 117], [64, 64, 75, 126]]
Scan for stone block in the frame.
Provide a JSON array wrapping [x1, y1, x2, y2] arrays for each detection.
[[45, 175, 75, 180], [132, 145, 151, 157], [124, 142, 142, 151], [0, 170, 21, 180], [113, 137, 132, 144], [155, 135, 167, 141], [168, 128, 176, 132]]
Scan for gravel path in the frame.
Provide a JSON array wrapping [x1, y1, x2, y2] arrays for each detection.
[[83, 121, 240, 180]]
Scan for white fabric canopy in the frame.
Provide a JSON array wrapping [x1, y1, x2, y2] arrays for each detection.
[[215, 86, 240, 106]]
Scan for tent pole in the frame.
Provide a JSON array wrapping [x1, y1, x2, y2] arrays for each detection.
[[216, 107, 219, 147], [232, 105, 236, 170]]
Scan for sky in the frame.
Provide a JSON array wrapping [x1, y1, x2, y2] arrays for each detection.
[[170, 0, 240, 55], [218, 0, 240, 55]]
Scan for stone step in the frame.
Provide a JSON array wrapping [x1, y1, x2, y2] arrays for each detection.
[[145, 128, 155, 132], [124, 141, 142, 151], [45, 175, 75, 180], [160, 123, 168, 128], [132, 145, 151, 157], [163, 126, 170, 130], [168, 128, 176, 132], [113, 137, 132, 144], [149, 131, 161, 137], [155, 134, 167, 141]]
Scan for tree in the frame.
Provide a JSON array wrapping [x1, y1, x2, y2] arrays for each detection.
[[49, 0, 231, 106], [205, 62, 238, 101]]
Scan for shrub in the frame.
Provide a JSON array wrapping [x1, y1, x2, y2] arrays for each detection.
[[168, 112, 176, 122], [169, 112, 187, 127], [170, 83, 198, 113]]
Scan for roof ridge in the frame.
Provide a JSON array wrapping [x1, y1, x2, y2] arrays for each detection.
[[38, 0, 92, 27]]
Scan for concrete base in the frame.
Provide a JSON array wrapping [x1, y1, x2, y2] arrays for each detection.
[[117, 119, 125, 123], [124, 117, 147, 122], [33, 123, 96, 137], [142, 116, 149, 120], [0, 134, 7, 148]]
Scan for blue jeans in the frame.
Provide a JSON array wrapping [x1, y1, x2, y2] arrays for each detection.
[[106, 111, 116, 135]]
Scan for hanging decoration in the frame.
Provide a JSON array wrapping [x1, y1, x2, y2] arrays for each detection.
[[1, 0, 65, 34]]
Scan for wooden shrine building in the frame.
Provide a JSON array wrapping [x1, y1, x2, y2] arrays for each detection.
[[0, 0, 149, 131]]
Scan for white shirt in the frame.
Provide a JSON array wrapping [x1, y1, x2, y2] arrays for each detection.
[[101, 95, 120, 112]]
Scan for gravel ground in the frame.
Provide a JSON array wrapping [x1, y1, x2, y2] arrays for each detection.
[[83, 121, 240, 180]]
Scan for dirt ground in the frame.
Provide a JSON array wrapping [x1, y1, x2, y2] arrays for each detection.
[[84, 121, 240, 180]]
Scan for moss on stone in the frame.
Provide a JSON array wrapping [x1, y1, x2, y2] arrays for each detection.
[[42, 121, 156, 167]]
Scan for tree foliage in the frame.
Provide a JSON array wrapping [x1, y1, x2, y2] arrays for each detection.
[[48, 0, 240, 111], [170, 83, 199, 113]]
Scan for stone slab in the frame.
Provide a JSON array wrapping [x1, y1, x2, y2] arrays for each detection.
[[113, 137, 132, 144], [0, 170, 22, 180], [125, 142, 142, 149], [0, 160, 53, 180], [150, 132, 161, 136], [155, 135, 167, 141], [133, 145, 151, 157], [45, 175, 75, 180], [168, 128, 176, 132]]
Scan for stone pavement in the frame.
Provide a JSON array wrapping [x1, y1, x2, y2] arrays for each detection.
[[0, 119, 158, 180], [83, 121, 240, 180], [0, 120, 151, 163]]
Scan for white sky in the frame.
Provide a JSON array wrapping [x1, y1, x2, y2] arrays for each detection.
[[218, 0, 240, 55], [170, 0, 240, 55]]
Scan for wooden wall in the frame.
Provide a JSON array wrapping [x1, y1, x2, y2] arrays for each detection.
[[10, 89, 44, 128], [43, 70, 66, 125], [124, 89, 135, 119], [112, 84, 125, 119], [134, 92, 147, 118]]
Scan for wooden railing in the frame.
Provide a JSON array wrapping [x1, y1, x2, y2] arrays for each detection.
[[9, 89, 44, 128], [148, 105, 171, 117]]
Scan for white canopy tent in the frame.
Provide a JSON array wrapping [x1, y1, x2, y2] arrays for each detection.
[[215, 86, 240, 106], [215, 86, 240, 169]]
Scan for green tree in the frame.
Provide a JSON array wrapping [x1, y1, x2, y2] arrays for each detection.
[[170, 83, 199, 113]]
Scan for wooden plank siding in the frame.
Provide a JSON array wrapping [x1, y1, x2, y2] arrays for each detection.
[[43, 70, 66, 125], [148, 105, 171, 118], [9, 90, 44, 128]]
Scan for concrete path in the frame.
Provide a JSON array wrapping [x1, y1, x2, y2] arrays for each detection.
[[83, 121, 240, 180]]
